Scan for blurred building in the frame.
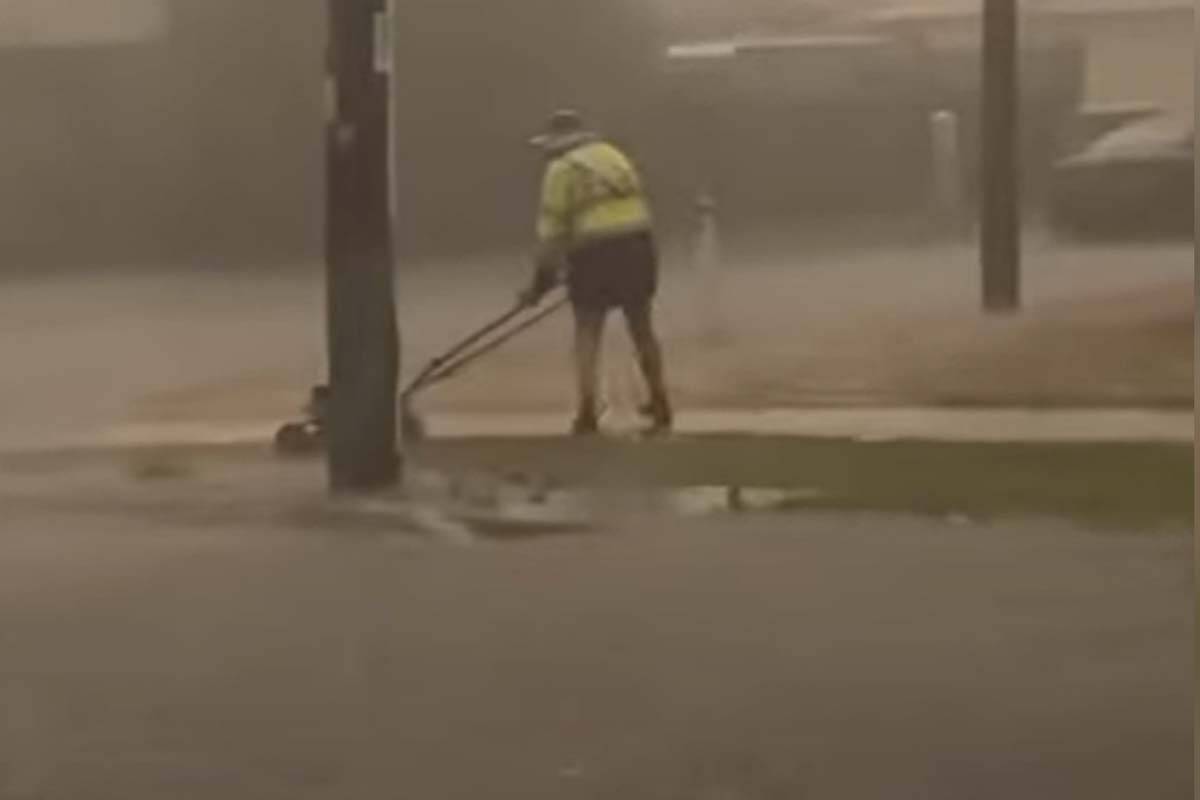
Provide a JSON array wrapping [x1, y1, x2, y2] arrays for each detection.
[[0, 0, 166, 45], [652, 0, 1193, 235], [869, 1, 1194, 118], [0, 0, 1189, 269], [668, 0, 1194, 119], [658, 33, 1082, 233]]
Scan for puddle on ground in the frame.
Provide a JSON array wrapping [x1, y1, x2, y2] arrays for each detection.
[[321, 469, 838, 542], [444, 478, 829, 537]]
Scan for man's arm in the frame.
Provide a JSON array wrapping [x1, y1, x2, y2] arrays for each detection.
[[524, 161, 573, 305]]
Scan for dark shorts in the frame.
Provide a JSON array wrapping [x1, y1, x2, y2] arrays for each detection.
[[567, 231, 658, 312]]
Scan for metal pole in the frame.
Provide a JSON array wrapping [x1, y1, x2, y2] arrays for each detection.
[[981, 0, 1021, 312], [324, 0, 400, 492]]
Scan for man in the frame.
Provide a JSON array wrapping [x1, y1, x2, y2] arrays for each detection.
[[523, 110, 673, 436]]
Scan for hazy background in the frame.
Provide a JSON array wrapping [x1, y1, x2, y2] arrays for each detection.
[[0, 0, 1191, 448], [0, 0, 1191, 270], [0, 11, 1191, 797]]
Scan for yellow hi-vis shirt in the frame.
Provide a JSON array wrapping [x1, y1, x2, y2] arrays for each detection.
[[537, 140, 652, 249]]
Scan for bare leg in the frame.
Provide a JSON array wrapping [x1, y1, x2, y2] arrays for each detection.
[[573, 306, 607, 430], [623, 302, 671, 425]]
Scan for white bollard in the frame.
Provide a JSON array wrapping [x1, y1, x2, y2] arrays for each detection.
[[691, 190, 728, 342], [930, 110, 967, 236]]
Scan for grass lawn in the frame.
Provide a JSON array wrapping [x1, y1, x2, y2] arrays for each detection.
[[417, 436, 1194, 528]]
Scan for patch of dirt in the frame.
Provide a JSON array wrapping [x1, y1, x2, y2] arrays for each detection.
[[131, 252, 1194, 424]]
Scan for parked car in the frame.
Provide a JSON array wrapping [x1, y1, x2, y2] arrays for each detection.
[[1049, 114, 1193, 239]]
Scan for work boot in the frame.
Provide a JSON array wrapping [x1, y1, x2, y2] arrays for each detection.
[[571, 407, 600, 437], [639, 397, 673, 437]]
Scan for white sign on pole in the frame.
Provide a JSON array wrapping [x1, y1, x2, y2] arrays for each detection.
[[0, 0, 167, 47], [372, 8, 393, 75]]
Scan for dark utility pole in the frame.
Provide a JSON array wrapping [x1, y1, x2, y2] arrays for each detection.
[[981, 0, 1021, 312], [325, 0, 400, 492]]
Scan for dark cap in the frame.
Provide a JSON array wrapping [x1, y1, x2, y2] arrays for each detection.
[[529, 109, 591, 150]]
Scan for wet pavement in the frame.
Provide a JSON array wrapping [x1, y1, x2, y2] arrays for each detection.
[[1, 496, 1191, 799], [0, 243, 1190, 796]]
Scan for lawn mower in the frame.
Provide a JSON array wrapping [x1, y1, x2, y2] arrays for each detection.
[[275, 293, 569, 455]]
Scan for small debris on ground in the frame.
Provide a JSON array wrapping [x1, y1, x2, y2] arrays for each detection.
[[127, 451, 195, 482]]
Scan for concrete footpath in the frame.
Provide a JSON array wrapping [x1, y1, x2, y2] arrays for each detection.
[[70, 407, 1195, 452]]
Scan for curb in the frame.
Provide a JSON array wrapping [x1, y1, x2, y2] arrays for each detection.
[[92, 408, 1196, 448]]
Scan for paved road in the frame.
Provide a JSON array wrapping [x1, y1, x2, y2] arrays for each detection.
[[1, 504, 1190, 799]]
